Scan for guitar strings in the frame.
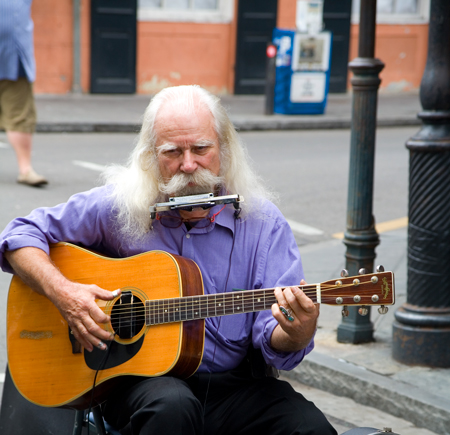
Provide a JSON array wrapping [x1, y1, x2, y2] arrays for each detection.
[[101, 281, 378, 312], [101, 281, 378, 318], [99, 280, 383, 328]]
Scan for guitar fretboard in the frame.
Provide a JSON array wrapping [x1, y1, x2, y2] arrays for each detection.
[[145, 287, 319, 325]]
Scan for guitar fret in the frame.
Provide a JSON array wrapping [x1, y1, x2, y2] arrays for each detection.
[[205, 295, 214, 317], [224, 294, 233, 315], [193, 297, 200, 319], [178, 297, 184, 321], [243, 291, 253, 312], [198, 296, 203, 318], [169, 298, 173, 323], [216, 293, 225, 316], [170, 298, 176, 323], [173, 299, 181, 322], [185, 297, 191, 320], [234, 292, 243, 313], [202, 295, 207, 318], [145, 300, 151, 325], [253, 290, 266, 311], [163, 299, 168, 324], [303, 285, 318, 303]]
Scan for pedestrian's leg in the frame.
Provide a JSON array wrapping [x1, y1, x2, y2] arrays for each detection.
[[7, 130, 47, 185], [1, 78, 47, 186], [7, 130, 32, 175]]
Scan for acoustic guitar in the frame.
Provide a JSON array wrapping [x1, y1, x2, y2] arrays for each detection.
[[7, 242, 395, 409]]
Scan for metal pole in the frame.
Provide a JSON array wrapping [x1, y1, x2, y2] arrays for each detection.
[[72, 0, 82, 94], [392, 0, 450, 367], [337, 0, 384, 343], [265, 43, 277, 115]]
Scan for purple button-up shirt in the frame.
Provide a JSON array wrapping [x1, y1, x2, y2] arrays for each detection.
[[0, 186, 313, 372]]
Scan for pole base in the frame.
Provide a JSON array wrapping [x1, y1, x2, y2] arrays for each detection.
[[393, 321, 450, 367], [337, 306, 374, 344]]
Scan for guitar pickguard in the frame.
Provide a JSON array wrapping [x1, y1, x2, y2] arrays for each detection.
[[84, 334, 145, 370]]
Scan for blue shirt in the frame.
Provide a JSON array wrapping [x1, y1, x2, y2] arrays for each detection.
[[0, 186, 313, 372], [0, 0, 35, 81]]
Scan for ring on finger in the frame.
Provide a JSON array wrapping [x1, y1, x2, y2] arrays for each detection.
[[98, 341, 105, 349], [279, 306, 295, 322]]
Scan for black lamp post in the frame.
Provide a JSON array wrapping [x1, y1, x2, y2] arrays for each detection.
[[337, 0, 384, 343], [392, 0, 450, 367]]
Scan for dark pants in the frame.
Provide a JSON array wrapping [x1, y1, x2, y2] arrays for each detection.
[[103, 362, 337, 435]]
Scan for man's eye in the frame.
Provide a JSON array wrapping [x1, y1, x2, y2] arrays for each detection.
[[163, 149, 181, 156], [193, 146, 210, 154]]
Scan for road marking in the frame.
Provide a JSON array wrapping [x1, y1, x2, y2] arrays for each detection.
[[0, 372, 4, 383], [286, 218, 324, 236], [332, 216, 408, 239], [73, 160, 106, 172], [0, 141, 10, 148]]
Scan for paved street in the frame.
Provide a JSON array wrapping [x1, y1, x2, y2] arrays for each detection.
[[0, 126, 446, 434]]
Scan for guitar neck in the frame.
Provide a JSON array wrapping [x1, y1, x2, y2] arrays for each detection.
[[146, 286, 320, 326], [144, 270, 395, 326]]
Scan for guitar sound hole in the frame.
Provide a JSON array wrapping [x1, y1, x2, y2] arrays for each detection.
[[111, 290, 145, 339]]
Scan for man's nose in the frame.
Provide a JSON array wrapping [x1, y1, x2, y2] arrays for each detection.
[[180, 151, 198, 173]]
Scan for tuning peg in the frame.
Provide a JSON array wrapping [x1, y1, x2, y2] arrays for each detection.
[[341, 306, 349, 317], [376, 265, 385, 273], [358, 268, 367, 275], [340, 269, 349, 277], [358, 306, 369, 316], [378, 305, 389, 315]]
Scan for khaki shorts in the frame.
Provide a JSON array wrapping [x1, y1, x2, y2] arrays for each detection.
[[0, 78, 37, 133]]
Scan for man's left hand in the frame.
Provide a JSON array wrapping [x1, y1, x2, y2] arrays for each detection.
[[270, 279, 320, 352]]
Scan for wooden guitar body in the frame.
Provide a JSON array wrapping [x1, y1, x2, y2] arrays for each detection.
[[7, 242, 395, 410], [7, 243, 205, 409]]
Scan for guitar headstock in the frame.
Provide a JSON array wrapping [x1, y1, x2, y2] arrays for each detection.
[[320, 269, 395, 315]]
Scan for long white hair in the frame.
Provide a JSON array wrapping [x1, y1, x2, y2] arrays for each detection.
[[102, 85, 274, 240]]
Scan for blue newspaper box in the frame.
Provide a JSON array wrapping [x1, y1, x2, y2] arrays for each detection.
[[272, 28, 332, 115]]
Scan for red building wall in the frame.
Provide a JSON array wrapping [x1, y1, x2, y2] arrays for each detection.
[[31, 0, 428, 94]]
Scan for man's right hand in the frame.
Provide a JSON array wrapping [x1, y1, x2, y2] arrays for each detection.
[[5, 247, 120, 352]]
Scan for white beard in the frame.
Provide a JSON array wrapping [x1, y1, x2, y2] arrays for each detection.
[[158, 168, 224, 198]]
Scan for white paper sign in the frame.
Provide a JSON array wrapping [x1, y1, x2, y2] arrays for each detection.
[[290, 72, 326, 103], [296, 0, 323, 34]]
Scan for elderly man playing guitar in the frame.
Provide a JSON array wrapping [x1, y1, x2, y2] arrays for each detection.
[[0, 85, 337, 435]]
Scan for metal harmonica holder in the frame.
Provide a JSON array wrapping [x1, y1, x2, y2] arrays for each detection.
[[149, 193, 244, 219]]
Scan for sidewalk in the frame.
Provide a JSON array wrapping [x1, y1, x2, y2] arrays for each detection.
[[8, 91, 450, 434], [284, 228, 450, 435], [33, 91, 422, 133]]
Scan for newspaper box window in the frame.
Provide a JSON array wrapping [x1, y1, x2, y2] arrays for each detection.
[[290, 33, 331, 104]]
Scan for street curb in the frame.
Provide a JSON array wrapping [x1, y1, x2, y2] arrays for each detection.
[[35, 123, 141, 133], [33, 117, 421, 134], [281, 352, 450, 435]]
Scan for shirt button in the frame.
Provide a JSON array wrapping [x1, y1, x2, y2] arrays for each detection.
[[186, 234, 191, 239]]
